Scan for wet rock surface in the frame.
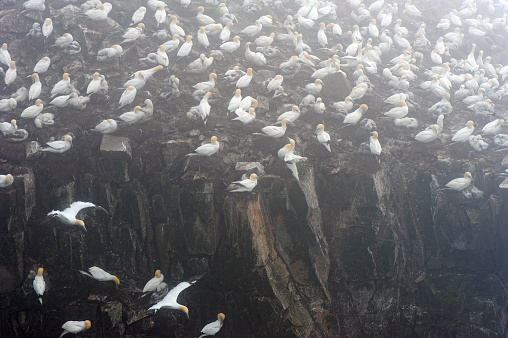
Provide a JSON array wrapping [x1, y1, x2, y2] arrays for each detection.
[[0, 0, 508, 337]]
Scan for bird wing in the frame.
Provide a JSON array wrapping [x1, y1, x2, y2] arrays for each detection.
[[45, 140, 68, 149], [165, 281, 192, 303], [64, 201, 96, 218]]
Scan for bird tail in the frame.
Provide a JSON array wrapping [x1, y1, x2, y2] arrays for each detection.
[[79, 270, 93, 278], [252, 132, 267, 136]]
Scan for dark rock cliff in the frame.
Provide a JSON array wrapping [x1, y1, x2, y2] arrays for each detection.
[[1, 0, 508, 337]]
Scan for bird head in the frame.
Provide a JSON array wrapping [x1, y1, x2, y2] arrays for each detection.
[[289, 138, 295, 147], [250, 173, 257, 180], [126, 86, 135, 91], [316, 124, 325, 132], [252, 100, 258, 108], [372, 131, 379, 139], [205, 92, 212, 99], [466, 120, 474, 127], [244, 42, 251, 48], [227, 22, 234, 28], [35, 99, 43, 106], [138, 23, 145, 29], [180, 305, 189, 318], [155, 270, 161, 278], [5, 174, 12, 183], [315, 79, 323, 85], [10, 119, 16, 126], [395, 99, 406, 107], [9, 61, 16, 69], [112, 276, 120, 285], [92, 72, 100, 79], [235, 89, 241, 96], [153, 65, 163, 72], [211, 136, 218, 144], [134, 106, 143, 113], [75, 219, 85, 229], [32, 73, 39, 80], [431, 124, 439, 132], [319, 22, 325, 28], [247, 68, 253, 75], [210, 73, 217, 80], [37, 267, 44, 276], [248, 107, 255, 115], [281, 118, 290, 126], [63, 73, 69, 80], [199, 27, 206, 33], [107, 119, 113, 123], [65, 135, 73, 142], [45, 18, 52, 25], [197, 6, 205, 13], [97, 3, 105, 10], [292, 105, 299, 112], [360, 104, 368, 111], [84, 320, 91, 329], [159, 45, 166, 52], [186, 35, 192, 42], [157, 3, 164, 10], [499, 119, 505, 125], [218, 313, 226, 320], [233, 35, 240, 42], [464, 172, 473, 180]]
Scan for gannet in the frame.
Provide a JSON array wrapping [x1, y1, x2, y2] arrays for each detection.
[[169, 15, 185, 36], [50, 73, 72, 98], [177, 36, 193, 57], [482, 119, 504, 135], [163, 34, 180, 53], [143, 270, 164, 293], [197, 92, 212, 124], [236, 68, 253, 88], [225, 66, 245, 85], [240, 20, 263, 37], [60, 320, 91, 338], [239, 96, 257, 111], [84, 3, 108, 20], [445, 172, 473, 191], [199, 313, 225, 338], [0, 43, 11, 66], [415, 124, 439, 143], [121, 23, 145, 44], [370, 131, 382, 155], [120, 106, 144, 124], [227, 174, 258, 192], [254, 32, 275, 47], [131, 7, 146, 25], [40, 135, 73, 154], [451, 121, 474, 142], [267, 75, 283, 92], [314, 98, 325, 115], [4, 61, 16, 86], [29, 74, 42, 101], [0, 98, 17, 112], [155, 4, 166, 27], [468, 135, 488, 152], [220, 22, 234, 42], [277, 105, 300, 123], [220, 35, 241, 53], [54, 33, 73, 48], [0, 174, 14, 188], [119, 86, 137, 107], [68, 92, 90, 111], [80, 266, 120, 285], [193, 73, 217, 92], [0, 120, 17, 136], [384, 100, 408, 119], [21, 99, 44, 118], [333, 96, 354, 113], [349, 83, 368, 100], [149, 281, 194, 317], [33, 267, 46, 304], [33, 57, 50, 73], [97, 44, 123, 61], [228, 89, 242, 112], [123, 72, 145, 90], [197, 6, 215, 26], [244, 42, 266, 66], [93, 119, 118, 135], [47, 200, 97, 230], [50, 94, 71, 107], [316, 124, 331, 152], [344, 104, 368, 125], [255, 119, 290, 138], [144, 45, 169, 67], [233, 107, 256, 124], [139, 99, 153, 123], [34, 113, 55, 128], [86, 72, 102, 95], [305, 79, 323, 96], [187, 136, 219, 156]]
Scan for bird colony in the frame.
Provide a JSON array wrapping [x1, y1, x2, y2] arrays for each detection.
[[1, 0, 508, 335]]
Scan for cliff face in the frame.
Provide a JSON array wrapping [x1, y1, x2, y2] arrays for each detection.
[[2, 133, 508, 337], [1, 0, 508, 337]]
